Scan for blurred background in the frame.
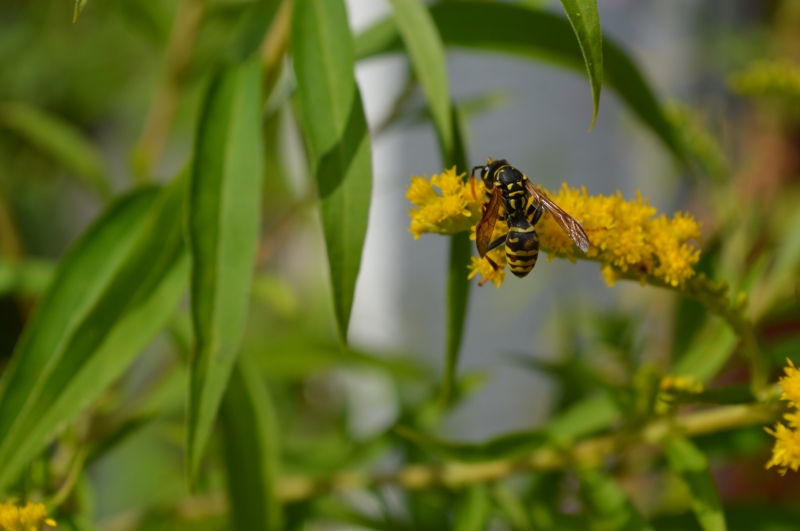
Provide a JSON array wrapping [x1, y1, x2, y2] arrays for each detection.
[[2, 0, 800, 529]]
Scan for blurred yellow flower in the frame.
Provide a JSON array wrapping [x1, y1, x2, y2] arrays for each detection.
[[660, 375, 704, 394], [407, 168, 702, 288], [766, 359, 800, 475], [0, 501, 56, 531]]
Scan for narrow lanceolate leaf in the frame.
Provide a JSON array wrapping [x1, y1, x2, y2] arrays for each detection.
[[665, 437, 727, 531], [220, 356, 281, 531], [386, 0, 453, 156], [0, 178, 188, 491], [355, 2, 683, 160], [559, 0, 603, 128], [73, 0, 88, 22], [0, 102, 110, 198], [187, 59, 264, 479], [292, 0, 372, 345], [580, 469, 654, 531]]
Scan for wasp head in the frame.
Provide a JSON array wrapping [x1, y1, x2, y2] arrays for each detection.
[[471, 158, 508, 189]]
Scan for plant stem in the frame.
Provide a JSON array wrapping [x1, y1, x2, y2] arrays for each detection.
[[274, 401, 781, 502], [132, 0, 205, 182]]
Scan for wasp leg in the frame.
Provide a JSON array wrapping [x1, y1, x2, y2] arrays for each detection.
[[526, 200, 544, 226], [478, 234, 507, 286]]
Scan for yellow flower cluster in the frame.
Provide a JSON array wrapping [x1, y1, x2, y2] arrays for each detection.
[[406, 167, 482, 239], [406, 168, 702, 288], [766, 359, 800, 475], [728, 59, 800, 108], [0, 501, 56, 531]]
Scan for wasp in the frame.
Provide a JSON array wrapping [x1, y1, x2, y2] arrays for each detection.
[[472, 158, 590, 281]]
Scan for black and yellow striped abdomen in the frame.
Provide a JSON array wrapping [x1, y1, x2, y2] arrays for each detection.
[[505, 218, 539, 278]]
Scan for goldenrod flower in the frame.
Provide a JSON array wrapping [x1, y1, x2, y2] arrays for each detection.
[[0, 501, 56, 530], [766, 359, 800, 474], [407, 169, 702, 288]]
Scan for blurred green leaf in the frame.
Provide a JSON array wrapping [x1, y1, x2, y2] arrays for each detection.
[[74, 0, 88, 22], [396, 392, 618, 462], [579, 469, 654, 531], [672, 320, 737, 383], [559, 0, 603, 128], [386, 0, 453, 157], [0, 102, 110, 198], [665, 437, 726, 531], [492, 483, 535, 531], [186, 58, 264, 480], [0, 258, 54, 297], [395, 424, 550, 462], [546, 392, 619, 443], [752, 207, 800, 319], [455, 485, 491, 531], [229, 0, 282, 62], [292, 0, 373, 345], [220, 355, 282, 531], [355, 2, 683, 159], [0, 178, 188, 491]]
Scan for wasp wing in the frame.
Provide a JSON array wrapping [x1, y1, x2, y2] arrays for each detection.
[[525, 181, 590, 253], [476, 187, 503, 258]]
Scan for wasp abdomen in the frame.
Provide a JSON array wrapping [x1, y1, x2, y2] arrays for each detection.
[[506, 219, 539, 278]]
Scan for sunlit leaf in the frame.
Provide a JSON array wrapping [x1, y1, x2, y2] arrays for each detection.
[[665, 437, 727, 531], [186, 58, 264, 480], [386, 0, 453, 157], [292, 0, 372, 345], [0, 102, 110, 198], [0, 178, 188, 491], [220, 356, 282, 531], [355, 2, 683, 159], [559, 0, 603, 128]]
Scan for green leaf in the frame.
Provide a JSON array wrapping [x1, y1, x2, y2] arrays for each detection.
[[559, 0, 603, 128], [292, 0, 373, 345], [580, 469, 654, 531], [0, 178, 188, 491], [395, 425, 550, 462], [74, 0, 88, 22], [672, 319, 737, 383], [0, 258, 54, 297], [546, 392, 620, 443], [220, 355, 282, 531], [665, 437, 727, 531], [186, 59, 264, 479], [0, 102, 110, 198], [455, 485, 491, 531], [386, 0, 453, 157], [355, 2, 683, 159], [229, 0, 282, 62]]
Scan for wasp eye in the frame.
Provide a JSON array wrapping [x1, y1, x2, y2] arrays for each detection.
[[484, 166, 489, 173]]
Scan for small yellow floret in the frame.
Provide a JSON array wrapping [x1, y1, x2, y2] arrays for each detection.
[[406, 168, 481, 240], [660, 375, 704, 394], [778, 359, 800, 405], [766, 422, 800, 475], [0, 501, 56, 530]]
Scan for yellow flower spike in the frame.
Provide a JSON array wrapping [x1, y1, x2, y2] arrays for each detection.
[[406, 169, 702, 288], [0, 501, 56, 531]]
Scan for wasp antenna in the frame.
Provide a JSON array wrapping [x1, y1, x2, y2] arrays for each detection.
[[471, 165, 483, 179]]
